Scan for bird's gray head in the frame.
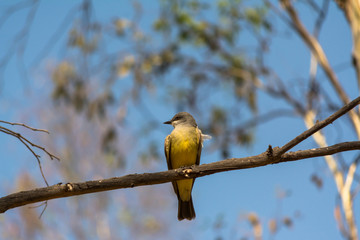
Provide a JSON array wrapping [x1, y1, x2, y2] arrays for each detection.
[[163, 112, 197, 128]]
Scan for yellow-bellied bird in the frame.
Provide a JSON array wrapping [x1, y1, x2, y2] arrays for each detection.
[[164, 112, 211, 221]]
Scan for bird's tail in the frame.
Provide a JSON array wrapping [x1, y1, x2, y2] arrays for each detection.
[[178, 196, 196, 221]]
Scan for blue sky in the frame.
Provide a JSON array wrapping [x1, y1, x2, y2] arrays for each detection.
[[0, 1, 359, 239]]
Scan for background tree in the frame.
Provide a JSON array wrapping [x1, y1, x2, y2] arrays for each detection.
[[0, 0, 359, 239]]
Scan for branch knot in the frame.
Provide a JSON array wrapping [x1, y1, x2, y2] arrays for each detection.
[[64, 183, 74, 192]]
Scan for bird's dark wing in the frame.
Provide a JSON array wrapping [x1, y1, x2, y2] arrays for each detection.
[[195, 128, 203, 166], [164, 135, 172, 169], [164, 134, 179, 196]]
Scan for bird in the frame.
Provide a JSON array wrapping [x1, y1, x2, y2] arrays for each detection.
[[164, 112, 211, 221]]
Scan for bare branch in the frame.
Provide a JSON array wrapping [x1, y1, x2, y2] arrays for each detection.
[[236, 109, 296, 130], [280, 0, 349, 102], [278, 96, 360, 155], [313, 0, 330, 38], [0, 0, 34, 29], [279, 0, 360, 139], [0, 0, 39, 88], [340, 158, 359, 240], [0, 120, 49, 134], [28, 201, 48, 219], [334, 0, 360, 93], [18, 136, 49, 186], [0, 125, 59, 161], [0, 121, 60, 187], [307, 0, 330, 110], [1, 141, 360, 214], [29, 3, 80, 68], [1, 95, 359, 213]]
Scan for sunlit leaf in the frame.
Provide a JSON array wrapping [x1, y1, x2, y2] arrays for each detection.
[[114, 18, 130, 36], [268, 219, 277, 234]]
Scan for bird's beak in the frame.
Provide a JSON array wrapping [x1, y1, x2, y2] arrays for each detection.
[[163, 120, 172, 124]]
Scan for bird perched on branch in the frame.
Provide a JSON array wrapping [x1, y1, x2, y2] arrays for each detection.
[[164, 112, 211, 221]]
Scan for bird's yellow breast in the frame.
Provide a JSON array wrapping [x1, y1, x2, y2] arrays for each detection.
[[170, 126, 199, 169]]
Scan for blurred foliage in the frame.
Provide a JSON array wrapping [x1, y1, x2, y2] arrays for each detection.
[[41, 0, 274, 238], [1, 0, 335, 239], [310, 174, 323, 189], [49, 0, 272, 160]]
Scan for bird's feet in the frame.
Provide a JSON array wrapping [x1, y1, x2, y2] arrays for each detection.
[[183, 168, 193, 178]]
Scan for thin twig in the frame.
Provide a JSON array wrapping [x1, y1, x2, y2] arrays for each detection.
[[0, 120, 49, 133], [0, 122, 60, 187], [28, 201, 48, 218], [29, 3, 80, 68], [236, 109, 296, 130], [277, 96, 360, 155], [0, 0, 34, 29], [313, 0, 330, 38], [17, 137, 49, 186], [0, 126, 59, 161]]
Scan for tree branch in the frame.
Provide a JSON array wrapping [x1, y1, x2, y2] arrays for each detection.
[[280, 0, 349, 104], [277, 95, 360, 155], [1, 141, 360, 214], [0, 121, 60, 187], [335, 0, 360, 93], [0, 120, 49, 133], [1, 95, 360, 214], [279, 0, 360, 139]]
